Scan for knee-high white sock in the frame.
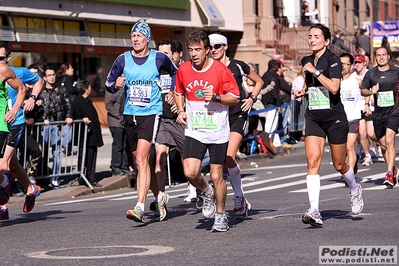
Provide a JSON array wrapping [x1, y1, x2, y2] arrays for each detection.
[[306, 175, 320, 211], [342, 166, 358, 194], [228, 165, 244, 198]]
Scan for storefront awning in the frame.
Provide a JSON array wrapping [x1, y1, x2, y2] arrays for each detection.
[[195, 0, 225, 27]]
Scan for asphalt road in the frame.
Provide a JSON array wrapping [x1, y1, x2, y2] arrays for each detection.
[[1, 148, 399, 266]]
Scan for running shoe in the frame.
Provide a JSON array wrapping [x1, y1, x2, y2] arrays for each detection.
[[149, 200, 156, 211], [0, 205, 9, 220], [393, 167, 398, 186], [184, 183, 197, 202], [196, 193, 204, 209], [211, 212, 229, 232], [0, 173, 15, 205], [233, 196, 245, 215], [236, 198, 252, 220], [350, 183, 364, 215], [154, 193, 169, 222], [201, 188, 216, 219], [362, 155, 373, 166], [126, 206, 145, 223], [183, 193, 197, 202], [301, 207, 323, 226], [383, 171, 395, 187], [23, 184, 41, 213], [50, 178, 60, 190], [149, 199, 169, 212]]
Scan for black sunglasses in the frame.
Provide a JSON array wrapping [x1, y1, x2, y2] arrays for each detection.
[[0, 56, 7, 61], [210, 43, 225, 50]]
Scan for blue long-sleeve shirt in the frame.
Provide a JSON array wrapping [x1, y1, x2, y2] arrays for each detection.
[[105, 50, 177, 116], [105, 50, 177, 94]]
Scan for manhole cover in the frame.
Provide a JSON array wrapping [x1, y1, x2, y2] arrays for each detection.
[[26, 245, 174, 259]]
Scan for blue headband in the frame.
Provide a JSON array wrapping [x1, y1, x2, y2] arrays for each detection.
[[131, 22, 153, 41]]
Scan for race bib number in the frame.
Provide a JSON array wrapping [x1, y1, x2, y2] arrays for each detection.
[[308, 86, 330, 110], [158, 75, 173, 93], [191, 109, 217, 131], [129, 85, 152, 106], [377, 91, 394, 107], [341, 90, 355, 102]]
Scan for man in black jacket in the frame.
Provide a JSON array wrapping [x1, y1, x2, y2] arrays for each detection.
[[260, 59, 282, 145], [41, 67, 73, 189]]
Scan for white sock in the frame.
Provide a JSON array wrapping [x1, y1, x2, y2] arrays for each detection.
[[188, 183, 196, 195], [342, 166, 358, 194], [306, 175, 320, 211], [364, 153, 371, 158], [0, 175, 9, 188], [136, 202, 145, 211], [227, 165, 244, 198], [156, 191, 164, 202]]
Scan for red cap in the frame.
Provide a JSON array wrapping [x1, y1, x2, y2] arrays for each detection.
[[354, 55, 365, 63], [275, 58, 285, 66]]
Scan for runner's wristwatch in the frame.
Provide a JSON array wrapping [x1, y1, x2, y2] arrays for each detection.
[[313, 70, 321, 78]]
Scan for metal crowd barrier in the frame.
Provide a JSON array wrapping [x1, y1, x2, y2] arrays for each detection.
[[20, 120, 95, 193], [289, 97, 307, 133], [248, 99, 307, 135]]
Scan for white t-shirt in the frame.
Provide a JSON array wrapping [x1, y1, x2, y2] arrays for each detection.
[[351, 69, 374, 111], [341, 74, 362, 121]]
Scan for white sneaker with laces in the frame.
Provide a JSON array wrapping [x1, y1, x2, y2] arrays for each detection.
[[362, 156, 373, 166], [302, 207, 323, 226], [233, 196, 246, 215], [211, 212, 229, 232], [201, 188, 216, 219], [183, 183, 197, 202], [184, 193, 197, 202], [350, 183, 364, 215]]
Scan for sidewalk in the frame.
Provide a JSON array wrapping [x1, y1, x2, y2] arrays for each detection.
[[7, 128, 305, 205]]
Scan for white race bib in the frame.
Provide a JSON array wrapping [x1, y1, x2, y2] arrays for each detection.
[[377, 91, 394, 107], [191, 109, 217, 131], [308, 86, 330, 110], [129, 85, 152, 106]]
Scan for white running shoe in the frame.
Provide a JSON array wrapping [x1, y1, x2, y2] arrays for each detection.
[[211, 212, 229, 232], [302, 207, 323, 226], [201, 188, 216, 219], [183, 183, 197, 202], [183, 193, 197, 202], [350, 183, 364, 215], [362, 156, 373, 166], [233, 196, 246, 215], [235, 198, 252, 220]]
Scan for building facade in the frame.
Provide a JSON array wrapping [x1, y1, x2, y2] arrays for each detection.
[[1, 0, 397, 89], [0, 0, 243, 94]]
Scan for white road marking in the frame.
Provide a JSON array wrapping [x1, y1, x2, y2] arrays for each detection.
[[289, 171, 382, 193], [44, 168, 382, 206]]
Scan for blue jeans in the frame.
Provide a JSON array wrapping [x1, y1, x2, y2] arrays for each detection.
[[62, 124, 73, 153], [42, 125, 61, 180], [279, 104, 291, 145]]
